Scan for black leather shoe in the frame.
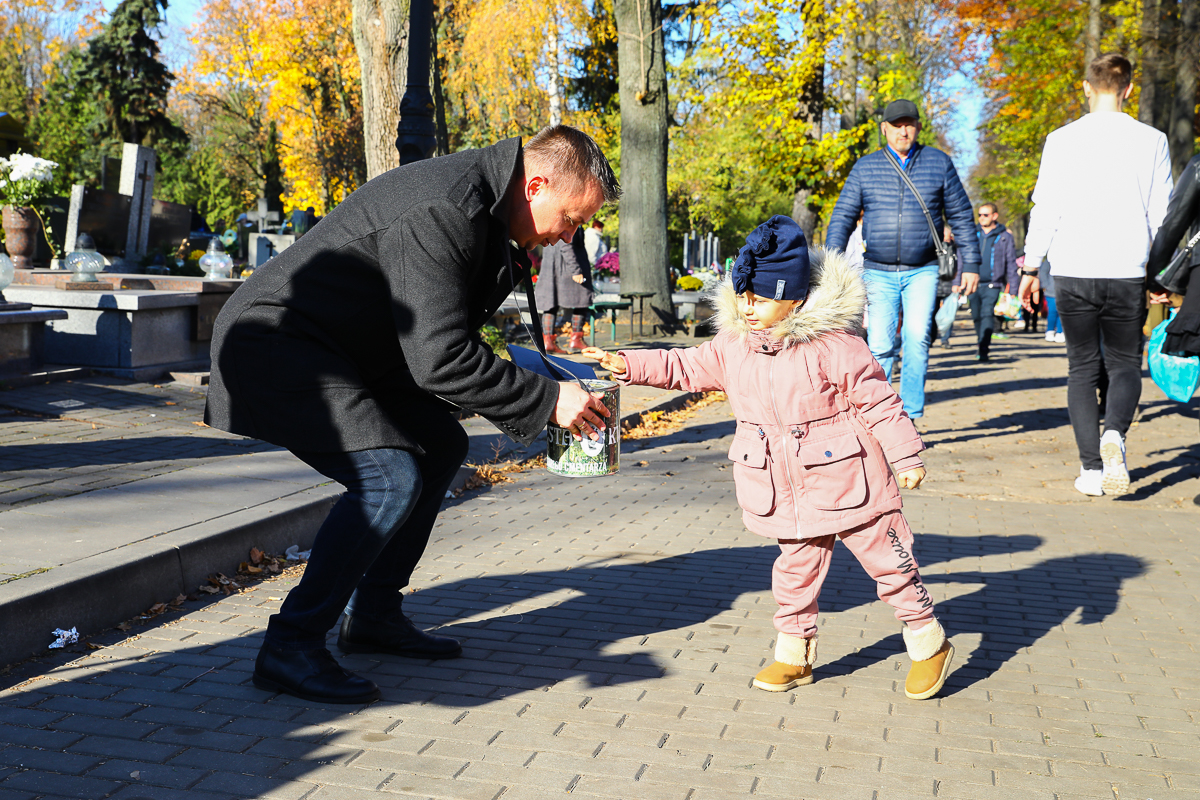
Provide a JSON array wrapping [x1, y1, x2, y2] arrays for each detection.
[[253, 644, 380, 704], [337, 613, 463, 659]]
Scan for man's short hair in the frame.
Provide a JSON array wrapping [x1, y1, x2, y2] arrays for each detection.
[[1086, 53, 1132, 95], [524, 125, 622, 204], [978, 202, 998, 216]]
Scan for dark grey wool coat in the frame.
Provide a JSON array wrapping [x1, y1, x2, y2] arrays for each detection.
[[204, 138, 560, 454], [534, 227, 593, 311]]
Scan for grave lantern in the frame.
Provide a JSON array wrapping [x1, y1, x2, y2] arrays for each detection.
[[66, 234, 106, 283], [199, 238, 234, 280], [0, 253, 13, 295]]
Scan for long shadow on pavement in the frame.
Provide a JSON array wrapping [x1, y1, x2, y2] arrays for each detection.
[[0, 436, 271, 470], [0, 536, 1147, 797], [817, 544, 1147, 696]]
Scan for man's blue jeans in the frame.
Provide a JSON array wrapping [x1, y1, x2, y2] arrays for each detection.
[[266, 408, 470, 651], [863, 265, 939, 418]]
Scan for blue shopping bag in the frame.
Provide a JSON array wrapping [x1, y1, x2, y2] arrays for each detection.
[[934, 292, 959, 337], [1148, 309, 1200, 403]]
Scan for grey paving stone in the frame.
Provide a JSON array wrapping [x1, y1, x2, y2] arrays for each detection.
[[84, 759, 207, 789], [165, 746, 286, 776], [0, 770, 124, 799], [65, 734, 183, 762], [0, 745, 101, 775]]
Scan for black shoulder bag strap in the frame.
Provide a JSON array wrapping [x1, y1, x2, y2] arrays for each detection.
[[504, 244, 589, 389], [883, 149, 949, 259]]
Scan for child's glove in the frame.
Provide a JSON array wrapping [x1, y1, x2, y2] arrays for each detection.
[[581, 347, 627, 375], [898, 467, 926, 490]]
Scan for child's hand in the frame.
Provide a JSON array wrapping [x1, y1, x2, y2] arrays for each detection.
[[898, 467, 926, 490], [581, 347, 627, 375]]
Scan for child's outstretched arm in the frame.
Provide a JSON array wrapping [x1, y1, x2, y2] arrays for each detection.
[[581, 338, 727, 393]]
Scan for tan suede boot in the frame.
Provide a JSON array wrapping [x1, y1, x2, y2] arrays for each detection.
[[753, 633, 816, 692], [903, 619, 954, 700]]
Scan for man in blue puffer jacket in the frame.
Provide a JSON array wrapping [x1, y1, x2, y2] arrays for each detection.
[[827, 99, 980, 419]]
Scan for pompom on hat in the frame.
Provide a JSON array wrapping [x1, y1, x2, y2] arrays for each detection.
[[731, 215, 810, 301]]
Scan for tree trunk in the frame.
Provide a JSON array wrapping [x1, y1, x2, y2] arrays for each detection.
[[1139, 0, 1177, 132], [548, 24, 563, 126], [791, 0, 826, 241], [614, 0, 675, 332], [431, 10, 450, 156], [840, 22, 858, 132], [1084, 0, 1102, 65], [861, 0, 880, 147], [1168, 0, 1198, 178], [353, 0, 411, 179], [1138, 0, 1162, 127]]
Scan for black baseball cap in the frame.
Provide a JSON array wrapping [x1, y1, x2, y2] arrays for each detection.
[[882, 99, 920, 123]]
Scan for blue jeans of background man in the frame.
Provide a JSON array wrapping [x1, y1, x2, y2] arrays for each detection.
[[1045, 296, 1062, 335], [863, 264, 940, 418], [265, 406, 470, 650], [968, 283, 1003, 358], [1054, 276, 1145, 471]]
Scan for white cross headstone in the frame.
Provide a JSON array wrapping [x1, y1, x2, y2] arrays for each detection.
[[119, 143, 156, 263], [245, 197, 281, 233]]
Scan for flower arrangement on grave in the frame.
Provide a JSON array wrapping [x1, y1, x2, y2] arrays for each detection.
[[0, 153, 60, 268], [676, 274, 704, 291], [593, 251, 619, 278]]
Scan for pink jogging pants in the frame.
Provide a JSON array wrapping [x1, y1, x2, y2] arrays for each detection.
[[772, 510, 935, 638]]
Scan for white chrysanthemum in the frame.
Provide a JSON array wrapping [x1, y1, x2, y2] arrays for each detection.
[[6, 153, 57, 183]]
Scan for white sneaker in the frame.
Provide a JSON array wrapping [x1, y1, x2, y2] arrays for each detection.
[[1100, 431, 1130, 495], [1045, 331, 1056, 342], [1054, 332, 1065, 343], [1075, 467, 1104, 497]]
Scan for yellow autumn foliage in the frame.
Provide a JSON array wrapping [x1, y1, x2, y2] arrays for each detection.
[[182, 0, 363, 215]]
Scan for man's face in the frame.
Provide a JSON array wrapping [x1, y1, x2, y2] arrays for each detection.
[[882, 117, 920, 155], [978, 206, 997, 229], [511, 173, 604, 251]]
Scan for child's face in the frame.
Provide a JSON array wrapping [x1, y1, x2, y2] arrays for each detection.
[[737, 292, 799, 330]]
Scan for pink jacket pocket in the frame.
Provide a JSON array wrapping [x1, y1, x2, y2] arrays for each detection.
[[797, 431, 868, 511], [728, 432, 774, 516]]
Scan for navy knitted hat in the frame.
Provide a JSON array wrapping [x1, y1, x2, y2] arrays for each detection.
[[731, 215, 810, 301]]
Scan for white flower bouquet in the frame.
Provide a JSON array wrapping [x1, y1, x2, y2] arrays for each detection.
[[0, 153, 59, 209]]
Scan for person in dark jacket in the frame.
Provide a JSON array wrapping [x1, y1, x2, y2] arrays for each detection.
[[535, 226, 593, 353], [1147, 153, 1200, 357], [964, 203, 1019, 361], [205, 125, 620, 704], [826, 99, 980, 419]]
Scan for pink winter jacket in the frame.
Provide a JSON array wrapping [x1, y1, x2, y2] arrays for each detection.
[[614, 248, 924, 540]]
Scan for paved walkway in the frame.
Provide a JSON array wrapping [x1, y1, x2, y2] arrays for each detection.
[[0, 366, 701, 666], [1, 314, 1198, 799]]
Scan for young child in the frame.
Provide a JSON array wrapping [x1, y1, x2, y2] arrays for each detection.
[[582, 215, 954, 700]]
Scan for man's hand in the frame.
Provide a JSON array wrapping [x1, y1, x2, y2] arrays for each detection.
[[958, 272, 979, 296], [898, 467, 926, 490], [550, 382, 610, 441], [572, 274, 585, 284], [580, 347, 627, 375], [1149, 291, 1171, 305], [1017, 274, 1037, 312]]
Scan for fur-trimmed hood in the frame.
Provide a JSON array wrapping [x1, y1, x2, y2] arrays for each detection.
[[707, 246, 865, 347]]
